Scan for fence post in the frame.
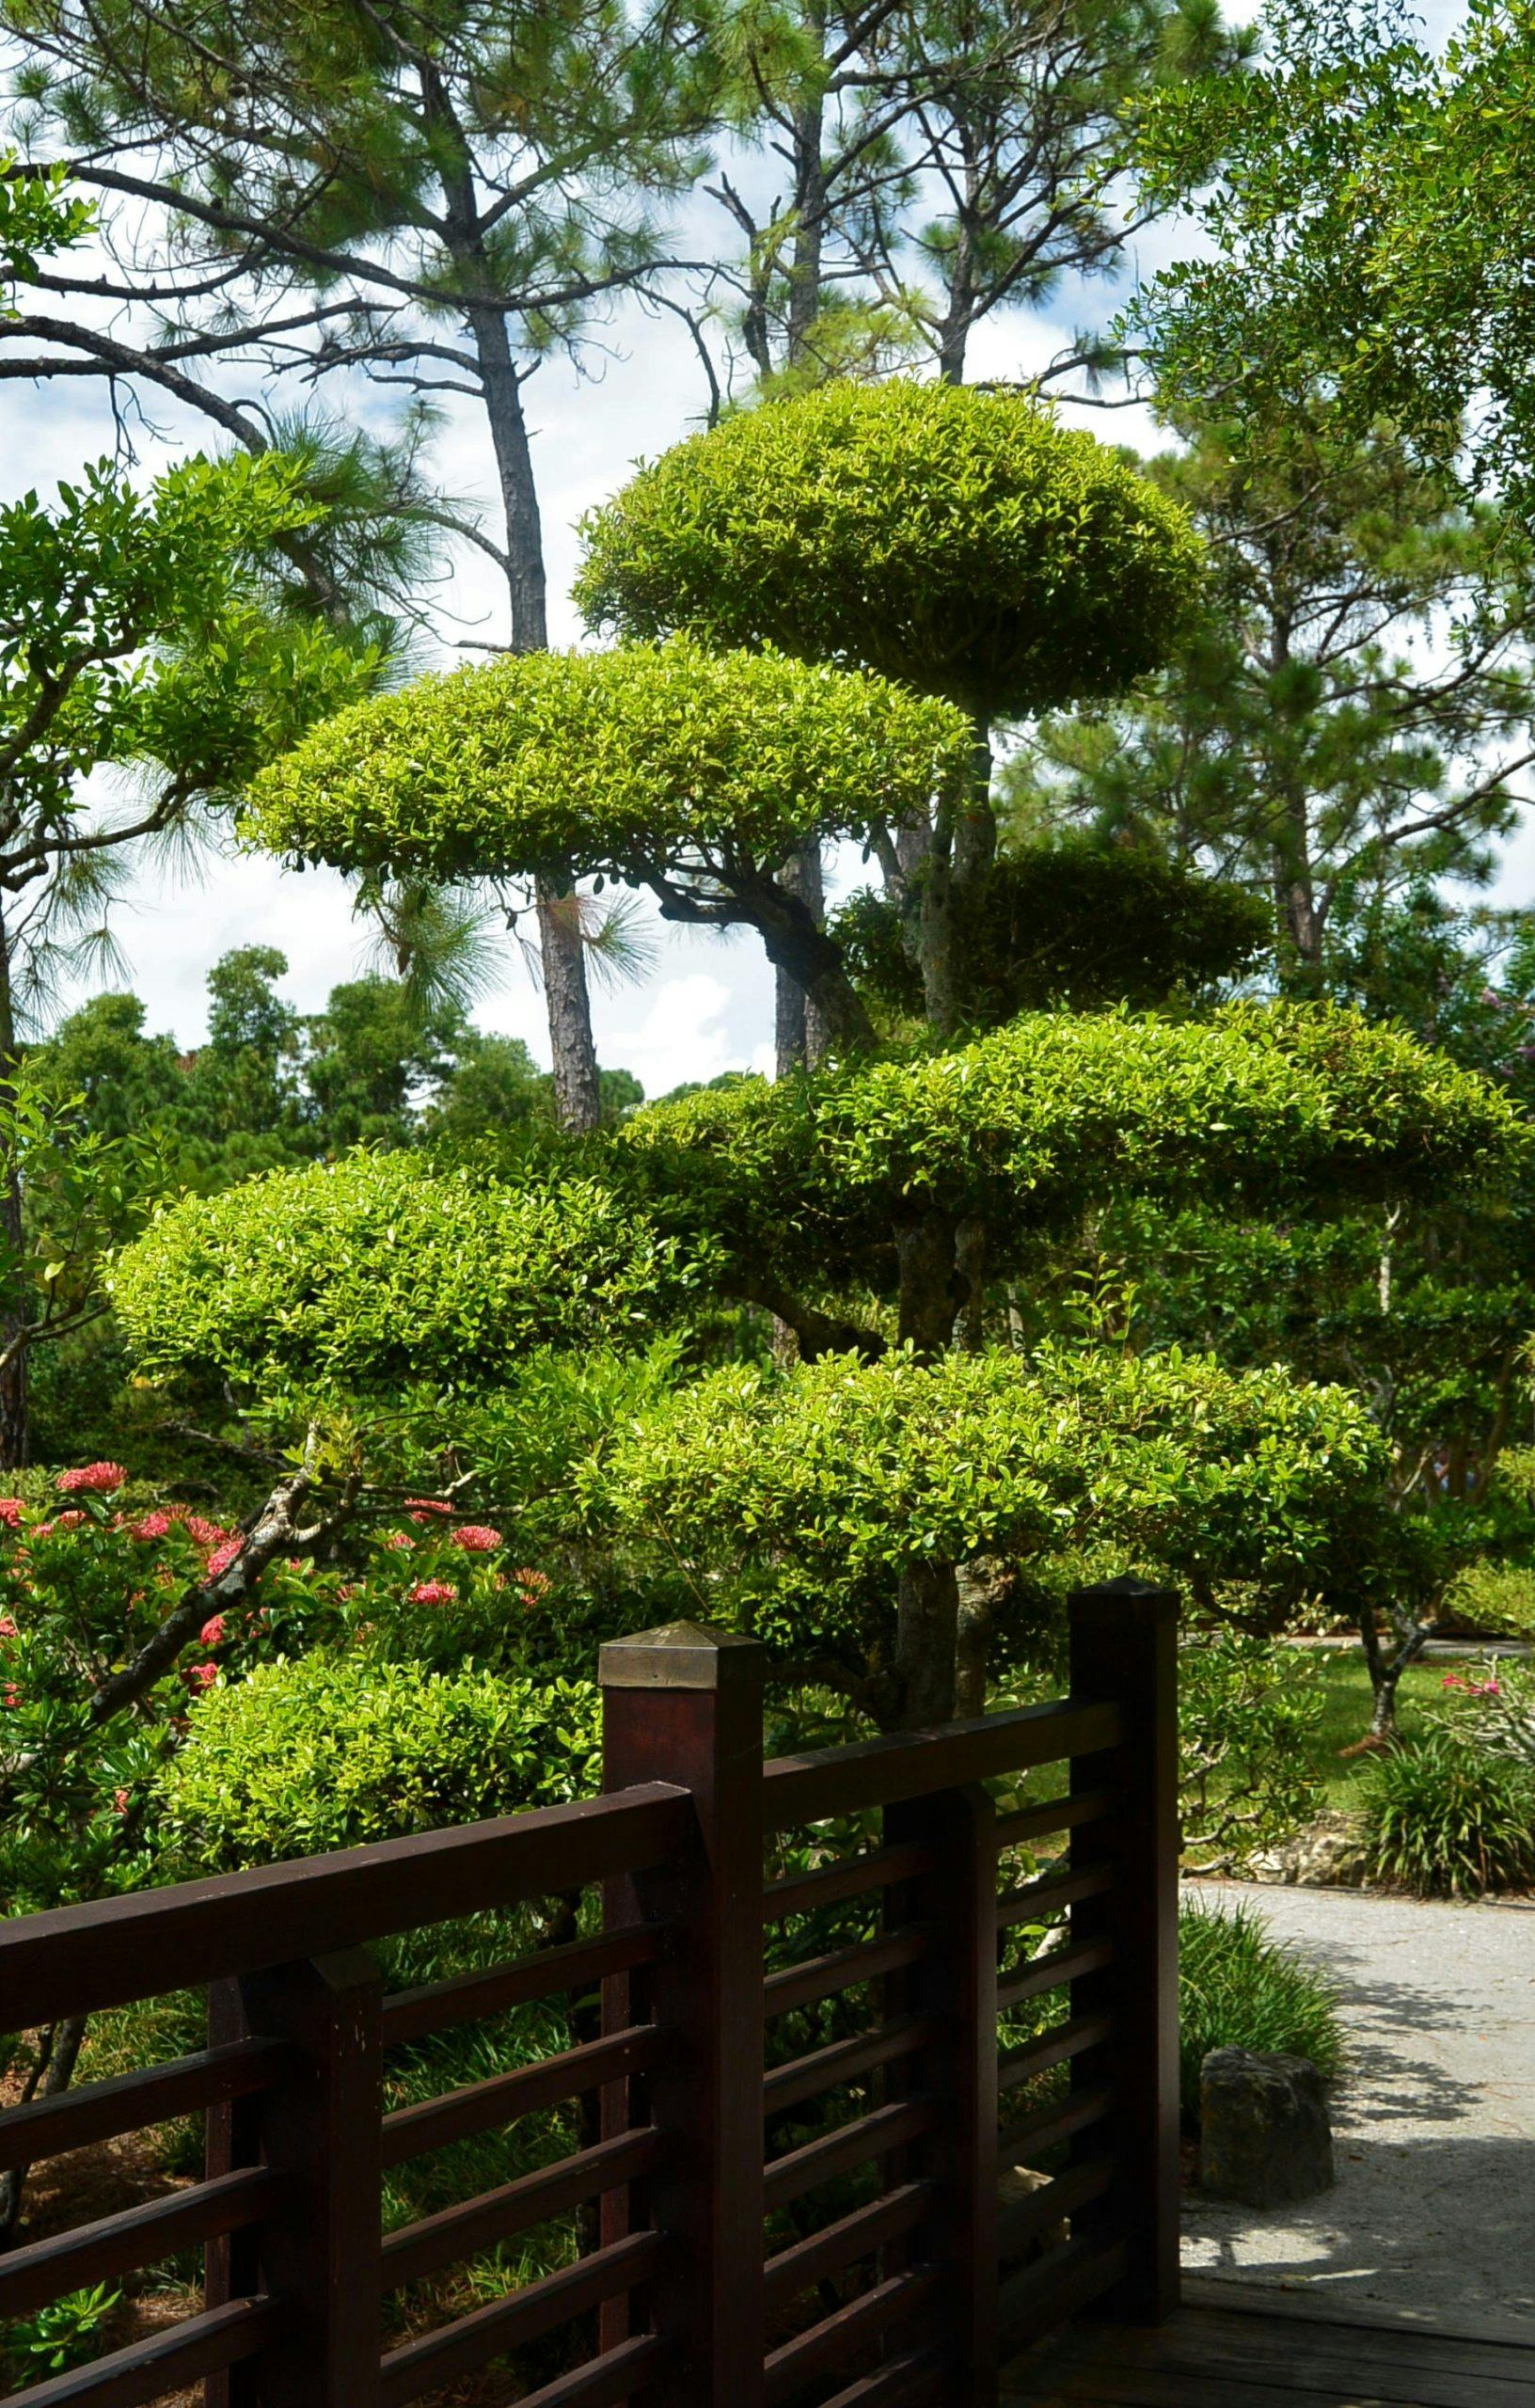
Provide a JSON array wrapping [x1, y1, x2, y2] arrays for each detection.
[[1068, 1576, 1179, 2326], [598, 1620, 767, 2408], [214, 1947, 384, 2406], [884, 1782, 999, 2406]]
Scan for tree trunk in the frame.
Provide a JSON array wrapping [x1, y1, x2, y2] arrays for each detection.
[[0, 2015, 87, 2243], [894, 1210, 959, 1355], [469, 299, 602, 1132], [785, 79, 828, 372], [1355, 1603, 1432, 1742], [0, 901, 28, 1469], [895, 1555, 959, 1727], [536, 873, 603, 1130], [916, 719, 993, 1036], [774, 840, 830, 1074]]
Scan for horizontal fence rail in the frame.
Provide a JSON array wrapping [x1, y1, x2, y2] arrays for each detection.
[[0, 1578, 1179, 2408]]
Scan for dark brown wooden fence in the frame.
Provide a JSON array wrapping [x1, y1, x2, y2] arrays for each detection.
[[0, 1577, 1179, 2408]]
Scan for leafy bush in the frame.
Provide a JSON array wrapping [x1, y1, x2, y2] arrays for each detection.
[[3, 2285, 120, 2384], [0, 1478, 343, 1914], [110, 1150, 704, 1397], [1436, 1658, 1535, 1772], [1179, 1633, 1324, 1871], [242, 634, 969, 881], [589, 1342, 1392, 1708], [575, 378, 1206, 719], [831, 846, 1269, 1026], [1439, 1556, 1535, 1637], [1360, 1731, 1535, 1895], [1179, 1900, 1345, 2129], [154, 1653, 600, 1871]]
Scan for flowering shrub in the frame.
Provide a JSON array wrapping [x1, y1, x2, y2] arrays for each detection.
[[0, 1481, 345, 1912], [0, 1464, 577, 1913]]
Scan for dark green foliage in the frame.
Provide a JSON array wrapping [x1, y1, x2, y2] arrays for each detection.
[[1360, 1733, 1535, 1897], [1178, 1899, 1345, 2129], [832, 843, 1268, 1025]]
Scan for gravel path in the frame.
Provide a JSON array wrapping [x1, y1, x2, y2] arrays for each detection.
[[1180, 1881, 1535, 2325]]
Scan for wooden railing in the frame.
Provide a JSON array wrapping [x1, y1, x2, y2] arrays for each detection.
[[0, 1576, 1179, 2408]]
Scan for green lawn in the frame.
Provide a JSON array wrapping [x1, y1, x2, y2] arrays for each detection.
[[1304, 1649, 1472, 1811]]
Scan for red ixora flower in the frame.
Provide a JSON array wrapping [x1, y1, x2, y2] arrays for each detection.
[[112, 1786, 130, 1815], [181, 1661, 219, 1690], [199, 1614, 227, 1649], [205, 1538, 243, 1579], [513, 1566, 551, 1596], [0, 1498, 24, 1528], [451, 1525, 502, 1553], [56, 1461, 126, 1494], [405, 1497, 451, 1524], [2, 1682, 21, 1707], [179, 1513, 229, 1548], [129, 1511, 174, 1542], [407, 1579, 459, 1607], [0, 1614, 17, 1640], [382, 1530, 414, 1551]]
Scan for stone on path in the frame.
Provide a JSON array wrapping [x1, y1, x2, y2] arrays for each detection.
[[1199, 2047, 1336, 2208]]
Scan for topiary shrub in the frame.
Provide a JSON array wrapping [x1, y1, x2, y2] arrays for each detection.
[[1359, 1731, 1535, 1896], [109, 1149, 703, 1398], [154, 1654, 600, 1872], [575, 380, 1206, 720], [1179, 1900, 1345, 2130]]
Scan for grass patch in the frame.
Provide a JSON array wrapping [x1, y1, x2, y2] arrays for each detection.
[[1179, 1898, 1345, 2129], [1303, 1652, 1467, 1811]]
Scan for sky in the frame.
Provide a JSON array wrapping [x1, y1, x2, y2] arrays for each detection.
[[8, 0, 1529, 1097]]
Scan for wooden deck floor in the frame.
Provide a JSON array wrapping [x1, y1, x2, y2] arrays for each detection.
[[1002, 2277, 1535, 2408]]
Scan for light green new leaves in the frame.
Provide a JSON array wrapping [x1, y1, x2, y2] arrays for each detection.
[[243, 635, 971, 881], [156, 1655, 600, 1870], [108, 1149, 705, 1396], [576, 380, 1206, 719], [588, 1342, 1393, 1668], [621, 1002, 1529, 1281]]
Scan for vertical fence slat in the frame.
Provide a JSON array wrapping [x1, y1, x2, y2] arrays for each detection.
[[884, 1782, 1000, 2406], [224, 1946, 384, 2406], [598, 1620, 767, 2408], [1067, 1576, 1180, 2325]]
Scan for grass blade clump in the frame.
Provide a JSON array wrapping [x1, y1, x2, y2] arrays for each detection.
[[1360, 1733, 1535, 1898], [1179, 1899, 1345, 2129]]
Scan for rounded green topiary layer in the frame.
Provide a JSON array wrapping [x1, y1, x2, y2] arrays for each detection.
[[242, 633, 970, 880], [576, 380, 1206, 718]]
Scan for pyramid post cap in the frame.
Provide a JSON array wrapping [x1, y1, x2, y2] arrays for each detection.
[[598, 1620, 764, 1691]]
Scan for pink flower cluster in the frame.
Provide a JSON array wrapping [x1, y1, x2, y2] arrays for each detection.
[[56, 1462, 126, 1494], [0, 1498, 23, 1529], [450, 1525, 502, 1553], [1442, 1671, 1502, 1696], [181, 1661, 219, 1691], [405, 1497, 451, 1525], [128, 1511, 174, 1542], [408, 1579, 459, 1607], [0, 1615, 17, 1640], [383, 1530, 414, 1552], [205, 1537, 243, 1579]]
